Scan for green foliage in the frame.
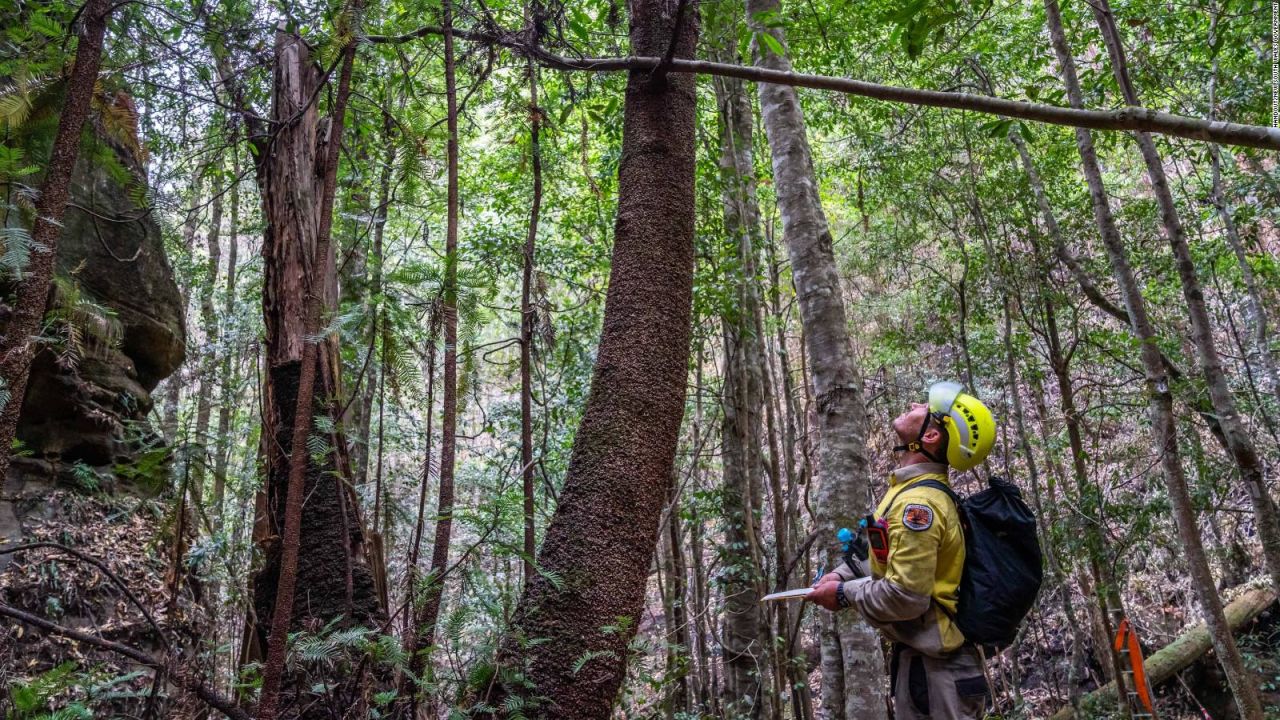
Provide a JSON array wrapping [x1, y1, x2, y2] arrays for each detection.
[[3, 662, 153, 719], [67, 461, 100, 493]]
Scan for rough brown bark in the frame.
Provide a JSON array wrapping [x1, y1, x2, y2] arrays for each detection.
[[477, 1, 698, 716], [0, 0, 113, 481], [743, 0, 884, 716], [254, 16, 380, 719]]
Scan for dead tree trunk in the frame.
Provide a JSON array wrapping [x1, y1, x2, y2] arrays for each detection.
[[478, 1, 698, 717], [253, 20, 382, 720], [0, 0, 113, 481], [743, 0, 883, 716]]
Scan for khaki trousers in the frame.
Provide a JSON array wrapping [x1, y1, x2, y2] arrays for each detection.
[[890, 644, 988, 720]]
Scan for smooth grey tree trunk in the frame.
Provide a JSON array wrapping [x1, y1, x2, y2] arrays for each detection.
[[1085, 3, 1268, 715], [1047, 2, 1266, 717], [211, 161, 240, 525], [744, 1, 884, 717], [191, 187, 223, 506], [713, 11, 773, 715]]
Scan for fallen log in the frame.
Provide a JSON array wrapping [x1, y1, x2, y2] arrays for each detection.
[[1049, 585, 1276, 720]]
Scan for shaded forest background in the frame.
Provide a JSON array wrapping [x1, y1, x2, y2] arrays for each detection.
[[1, 0, 1279, 718]]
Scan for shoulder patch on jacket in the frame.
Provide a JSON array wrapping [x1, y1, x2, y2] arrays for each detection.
[[902, 503, 934, 531]]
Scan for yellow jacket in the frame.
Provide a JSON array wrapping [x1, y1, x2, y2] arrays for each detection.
[[836, 462, 966, 656]]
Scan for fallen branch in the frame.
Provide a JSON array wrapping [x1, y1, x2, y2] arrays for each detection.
[[1048, 585, 1276, 720], [364, 26, 1280, 150], [1, 541, 169, 649], [0, 602, 249, 720]]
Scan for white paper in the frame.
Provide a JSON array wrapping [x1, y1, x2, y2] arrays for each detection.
[[759, 587, 814, 603]]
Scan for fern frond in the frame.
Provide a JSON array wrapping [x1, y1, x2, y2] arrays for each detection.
[[0, 73, 53, 131], [0, 226, 36, 276], [306, 433, 330, 458]]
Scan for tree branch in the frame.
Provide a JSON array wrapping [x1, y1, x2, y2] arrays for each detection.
[[0, 542, 168, 649], [0, 602, 249, 720], [364, 26, 1280, 150]]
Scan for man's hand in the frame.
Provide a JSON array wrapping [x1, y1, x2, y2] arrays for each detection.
[[807, 580, 844, 611], [813, 572, 843, 587]]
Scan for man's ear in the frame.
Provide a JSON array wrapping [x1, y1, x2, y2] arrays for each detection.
[[921, 426, 944, 448]]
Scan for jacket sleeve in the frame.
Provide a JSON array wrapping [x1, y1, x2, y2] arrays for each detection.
[[843, 493, 943, 622], [831, 556, 871, 582]]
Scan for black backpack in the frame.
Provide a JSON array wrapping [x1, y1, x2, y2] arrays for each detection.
[[915, 476, 1043, 649]]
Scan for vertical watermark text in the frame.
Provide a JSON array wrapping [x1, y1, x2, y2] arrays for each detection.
[[1273, 0, 1279, 125]]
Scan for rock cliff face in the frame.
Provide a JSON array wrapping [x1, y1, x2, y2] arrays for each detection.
[[0, 102, 194, 716], [3, 112, 185, 487]]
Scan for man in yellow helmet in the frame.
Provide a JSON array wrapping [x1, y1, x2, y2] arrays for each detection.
[[808, 381, 996, 720]]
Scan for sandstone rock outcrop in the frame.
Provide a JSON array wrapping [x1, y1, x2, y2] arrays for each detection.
[[1, 96, 195, 717], [3, 106, 185, 489]]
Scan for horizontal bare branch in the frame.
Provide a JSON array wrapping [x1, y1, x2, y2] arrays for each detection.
[[365, 26, 1280, 150], [0, 602, 249, 720]]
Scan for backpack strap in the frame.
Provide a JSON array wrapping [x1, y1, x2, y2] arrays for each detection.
[[909, 479, 968, 627], [911, 478, 969, 532], [911, 478, 959, 505]]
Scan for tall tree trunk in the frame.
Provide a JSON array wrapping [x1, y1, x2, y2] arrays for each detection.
[[349, 114, 396, 490], [1205, 7, 1280, 417], [479, 1, 698, 717], [0, 0, 113, 480], [212, 159, 241, 526], [743, 1, 883, 717], [407, 4, 461, 710], [1046, 1, 1265, 717], [402, 306, 440, 661], [521, 58, 543, 584], [1036, 264, 1131, 693], [666, 498, 694, 715], [191, 185, 224, 505], [1091, 0, 1280, 596], [688, 347, 716, 716], [1085, 4, 1269, 714], [712, 7, 772, 715], [255, 15, 380, 718], [1000, 278, 1084, 712]]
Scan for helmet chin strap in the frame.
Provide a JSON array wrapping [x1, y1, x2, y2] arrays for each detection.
[[894, 412, 947, 464]]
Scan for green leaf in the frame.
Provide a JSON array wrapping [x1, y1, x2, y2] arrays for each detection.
[[758, 31, 784, 57]]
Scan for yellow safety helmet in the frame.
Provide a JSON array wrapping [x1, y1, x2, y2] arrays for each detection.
[[926, 381, 996, 471]]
